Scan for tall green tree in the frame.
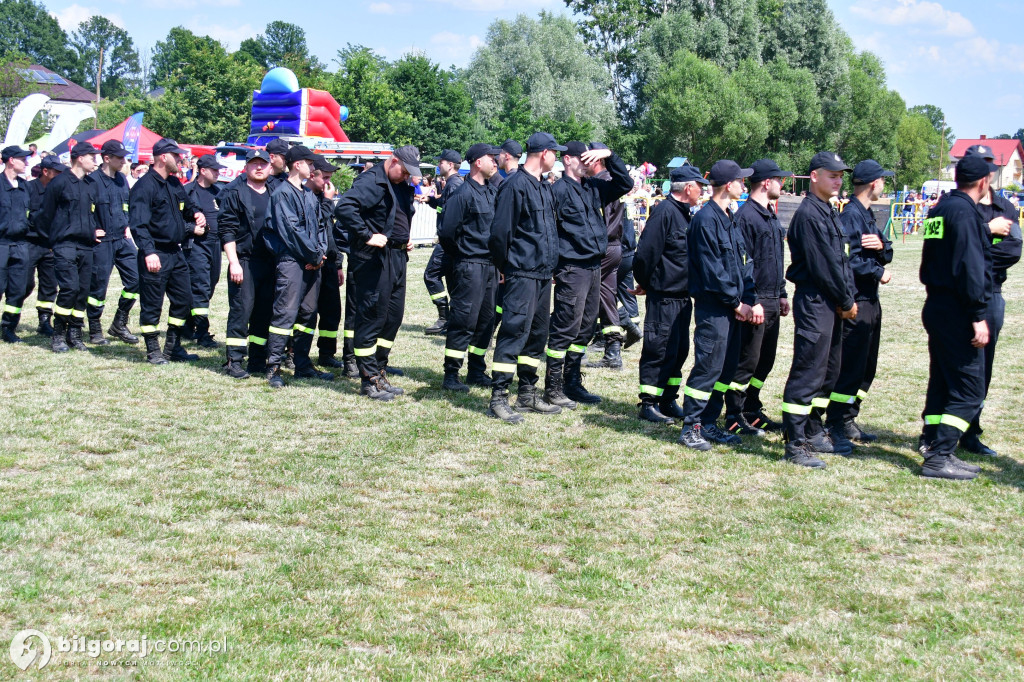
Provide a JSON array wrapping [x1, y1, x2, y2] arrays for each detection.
[[385, 54, 477, 156], [71, 16, 140, 98], [895, 112, 942, 191], [326, 45, 413, 145], [238, 21, 322, 75], [0, 0, 79, 78], [908, 104, 954, 148], [833, 52, 905, 169]]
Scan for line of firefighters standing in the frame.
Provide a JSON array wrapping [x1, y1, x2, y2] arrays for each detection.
[[0, 135, 1017, 480]]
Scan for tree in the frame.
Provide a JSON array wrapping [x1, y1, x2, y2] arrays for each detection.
[[1014, 128, 1024, 142], [833, 52, 905, 171], [71, 16, 140, 98], [326, 45, 414, 145], [0, 0, 79, 77], [896, 112, 942, 191], [0, 53, 36, 140], [386, 54, 477, 155], [238, 21, 322, 75], [908, 104, 954, 148]]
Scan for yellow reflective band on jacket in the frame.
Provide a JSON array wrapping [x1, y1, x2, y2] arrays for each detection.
[[713, 381, 730, 393], [343, 330, 354, 339], [3, 304, 22, 314], [568, 344, 587, 354], [667, 377, 682, 386], [377, 338, 394, 349], [293, 324, 314, 335], [940, 414, 970, 432], [191, 307, 210, 316], [139, 325, 158, 334], [71, 309, 86, 318], [829, 392, 856, 405], [467, 345, 486, 356], [354, 345, 377, 357], [517, 355, 540, 368], [86, 297, 104, 308], [167, 316, 186, 326], [268, 325, 292, 336], [225, 338, 248, 347], [495, 306, 503, 314], [248, 335, 267, 346], [811, 397, 829, 409], [53, 304, 73, 316], [924, 415, 940, 425], [35, 301, 53, 310], [492, 362, 516, 373], [749, 377, 764, 389], [857, 389, 868, 400], [429, 290, 448, 300], [684, 385, 712, 401], [602, 326, 623, 335], [780, 402, 812, 415], [639, 384, 664, 397], [444, 348, 465, 359], [318, 329, 338, 338], [120, 291, 139, 300], [545, 348, 567, 359]]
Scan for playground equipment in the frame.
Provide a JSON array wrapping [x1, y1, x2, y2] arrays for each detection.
[[248, 67, 350, 145]]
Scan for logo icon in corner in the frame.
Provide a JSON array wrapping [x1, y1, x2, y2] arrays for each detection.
[[9, 630, 51, 671]]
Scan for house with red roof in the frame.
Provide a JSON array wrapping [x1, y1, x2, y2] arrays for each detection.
[[950, 136, 1023, 189]]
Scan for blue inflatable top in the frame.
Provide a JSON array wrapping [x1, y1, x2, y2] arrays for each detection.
[[261, 67, 300, 94]]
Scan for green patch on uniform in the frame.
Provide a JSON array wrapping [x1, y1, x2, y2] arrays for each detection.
[[922, 217, 944, 239]]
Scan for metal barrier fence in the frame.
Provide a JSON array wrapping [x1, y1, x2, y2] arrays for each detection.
[[410, 202, 438, 246]]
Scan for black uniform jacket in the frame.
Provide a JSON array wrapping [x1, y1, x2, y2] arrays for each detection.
[[489, 168, 558, 280], [633, 195, 691, 297], [90, 169, 130, 243], [687, 199, 755, 309], [551, 154, 632, 267], [218, 180, 270, 259], [129, 170, 199, 255], [785, 192, 855, 311], [734, 198, 787, 301], [40, 171, 98, 247], [25, 178, 48, 245], [263, 180, 326, 266], [920, 189, 992, 323], [335, 163, 415, 248], [977, 191, 1021, 288], [0, 173, 30, 242], [840, 197, 893, 302], [438, 176, 495, 264]]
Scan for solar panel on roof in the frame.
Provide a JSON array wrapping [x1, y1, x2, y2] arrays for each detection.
[[46, 73, 68, 85], [32, 70, 50, 83]]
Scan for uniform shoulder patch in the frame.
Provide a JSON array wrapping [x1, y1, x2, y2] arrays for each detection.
[[922, 216, 944, 239]]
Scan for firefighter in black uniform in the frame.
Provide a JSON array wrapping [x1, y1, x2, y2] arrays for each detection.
[[86, 140, 140, 346], [183, 154, 226, 348], [219, 149, 275, 379], [585, 142, 637, 368], [130, 138, 206, 364], [39, 142, 104, 353], [953, 144, 1021, 456], [307, 155, 346, 369], [547, 141, 633, 408], [265, 139, 290, 190], [616, 215, 642, 348], [335, 145, 420, 401], [780, 151, 857, 468], [488, 139, 522, 332], [825, 160, 894, 446], [917, 154, 996, 480], [438, 143, 502, 392], [487, 132, 565, 423], [679, 160, 758, 450], [23, 154, 62, 337], [724, 159, 793, 435], [423, 149, 463, 335], [0, 146, 32, 343], [262, 145, 331, 388], [634, 165, 708, 423]]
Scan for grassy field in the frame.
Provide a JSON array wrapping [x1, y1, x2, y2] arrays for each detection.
[[2, 237, 1023, 680]]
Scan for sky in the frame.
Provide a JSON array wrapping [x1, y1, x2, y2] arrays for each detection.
[[45, 0, 1023, 141]]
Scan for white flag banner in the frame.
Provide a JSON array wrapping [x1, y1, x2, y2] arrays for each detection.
[[3, 93, 50, 146]]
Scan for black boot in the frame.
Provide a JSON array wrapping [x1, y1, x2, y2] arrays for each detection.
[[36, 310, 54, 337], [342, 336, 359, 377], [517, 383, 562, 414], [543, 356, 577, 410], [107, 307, 138, 344], [88, 317, 109, 345], [658, 395, 686, 420], [725, 414, 766, 437], [164, 327, 198, 362], [378, 369, 404, 395], [638, 394, 674, 424], [1, 313, 21, 343], [360, 375, 394, 401], [920, 450, 978, 480], [143, 332, 167, 364], [588, 332, 605, 352], [586, 334, 623, 369], [745, 410, 782, 433], [318, 355, 345, 368], [465, 353, 492, 387], [623, 320, 642, 350], [443, 370, 470, 393], [488, 388, 524, 423], [564, 352, 601, 404], [51, 316, 69, 353], [66, 323, 88, 351], [959, 433, 997, 457], [224, 360, 250, 379], [424, 301, 448, 336], [194, 316, 219, 348], [343, 358, 359, 378], [266, 364, 285, 389]]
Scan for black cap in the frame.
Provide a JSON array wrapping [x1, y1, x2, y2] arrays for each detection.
[[312, 155, 339, 173], [466, 143, 502, 163], [393, 145, 423, 178], [852, 159, 894, 184], [956, 155, 998, 183], [588, 141, 609, 151], [669, 165, 709, 185], [152, 138, 186, 157], [266, 139, 290, 155], [526, 132, 567, 153], [100, 140, 129, 158], [1, 146, 32, 161], [563, 141, 589, 157], [707, 160, 753, 186], [749, 159, 794, 183], [70, 141, 99, 159], [40, 155, 67, 172], [436, 149, 461, 164], [501, 139, 523, 157], [284, 145, 317, 165], [196, 155, 226, 170], [245, 149, 271, 164], [808, 151, 852, 173], [964, 144, 995, 161]]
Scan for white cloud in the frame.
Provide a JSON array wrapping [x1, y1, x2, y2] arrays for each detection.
[[954, 36, 1024, 73], [369, 2, 395, 13], [186, 20, 255, 50], [851, 0, 974, 36], [428, 31, 484, 67], [50, 4, 126, 31]]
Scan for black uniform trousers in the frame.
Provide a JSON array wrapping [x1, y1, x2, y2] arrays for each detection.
[[424, 243, 449, 305], [682, 299, 742, 426], [22, 242, 58, 314], [137, 249, 191, 333], [921, 294, 986, 456], [351, 244, 407, 378], [53, 242, 95, 329], [443, 260, 497, 373], [548, 264, 600, 353], [1, 241, 29, 322], [88, 238, 140, 322], [224, 254, 274, 365], [342, 260, 355, 364], [637, 293, 691, 400], [781, 289, 843, 443], [267, 260, 321, 371], [316, 260, 342, 359], [725, 297, 782, 416], [491, 275, 551, 392], [826, 298, 881, 427], [597, 244, 623, 336], [185, 235, 221, 320], [964, 288, 1005, 438], [616, 250, 640, 327]]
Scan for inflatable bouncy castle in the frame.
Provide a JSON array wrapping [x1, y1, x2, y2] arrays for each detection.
[[248, 68, 350, 145]]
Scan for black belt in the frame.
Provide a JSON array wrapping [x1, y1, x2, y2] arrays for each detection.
[[386, 239, 407, 249]]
